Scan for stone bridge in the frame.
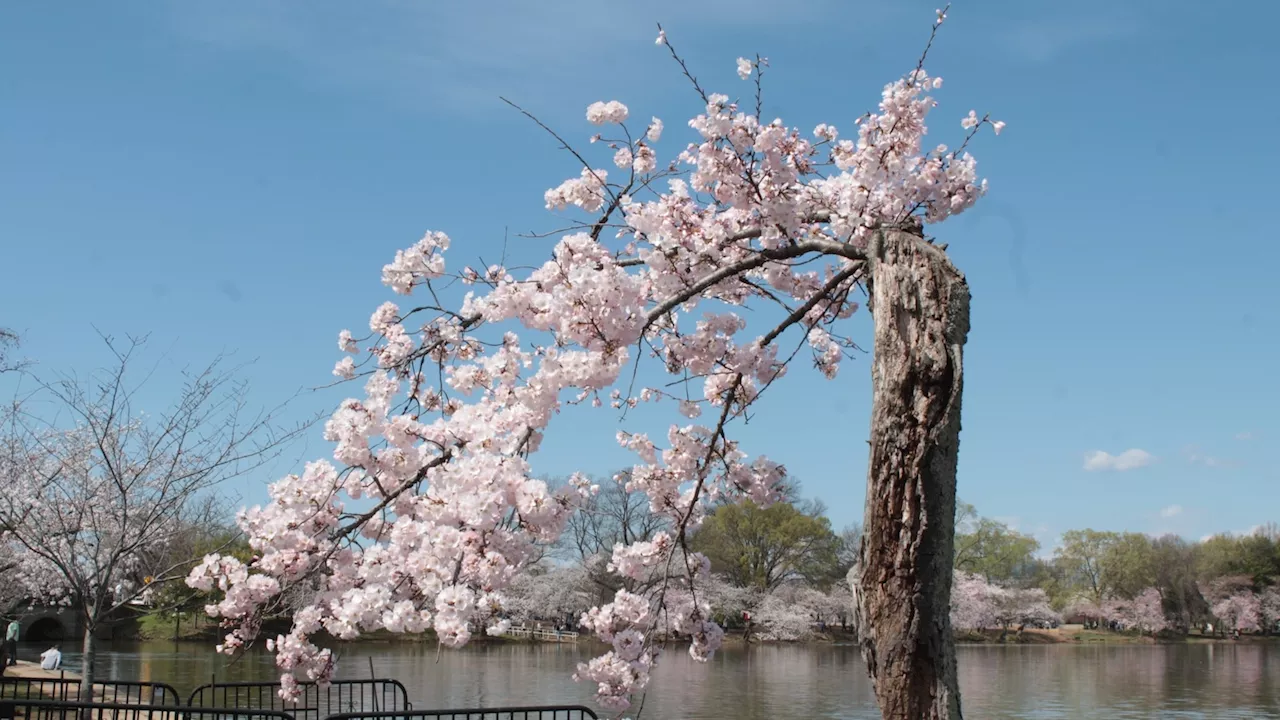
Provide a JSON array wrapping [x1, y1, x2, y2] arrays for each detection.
[[13, 605, 133, 642], [15, 606, 80, 642]]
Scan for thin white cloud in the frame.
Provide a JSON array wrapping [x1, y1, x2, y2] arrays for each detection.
[[1004, 5, 1140, 64], [1083, 449, 1153, 472], [1159, 505, 1182, 518], [1198, 526, 1266, 543], [1188, 453, 1225, 467], [161, 0, 869, 116], [1029, 525, 1054, 558], [1236, 431, 1255, 441], [1181, 444, 1240, 468], [993, 516, 1021, 531]]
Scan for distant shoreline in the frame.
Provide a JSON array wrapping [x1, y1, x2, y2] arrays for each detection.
[[955, 628, 1280, 645], [131, 625, 1279, 649]]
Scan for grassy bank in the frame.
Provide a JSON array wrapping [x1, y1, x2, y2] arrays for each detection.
[[135, 614, 1276, 648]]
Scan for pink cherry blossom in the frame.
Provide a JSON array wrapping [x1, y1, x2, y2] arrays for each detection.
[[1213, 591, 1262, 632], [586, 101, 629, 126], [1127, 589, 1169, 635], [632, 146, 657, 174], [191, 14, 999, 713], [950, 572, 1060, 631], [1260, 586, 1280, 630], [645, 118, 663, 143]]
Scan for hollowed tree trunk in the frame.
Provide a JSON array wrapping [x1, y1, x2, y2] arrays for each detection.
[[852, 229, 969, 720]]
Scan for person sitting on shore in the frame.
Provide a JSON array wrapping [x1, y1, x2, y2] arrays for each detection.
[[39, 645, 61, 671]]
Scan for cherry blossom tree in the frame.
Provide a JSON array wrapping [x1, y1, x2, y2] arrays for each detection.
[[1062, 599, 1106, 626], [699, 572, 756, 627], [1212, 591, 1262, 633], [0, 537, 59, 615], [949, 571, 1059, 635], [1259, 585, 1280, 634], [191, 9, 1001, 718], [499, 564, 594, 627], [736, 583, 850, 641], [752, 589, 818, 641], [949, 571, 995, 631], [1200, 575, 1262, 635], [1096, 589, 1168, 635], [991, 587, 1058, 633], [0, 336, 301, 698], [1125, 589, 1169, 635]]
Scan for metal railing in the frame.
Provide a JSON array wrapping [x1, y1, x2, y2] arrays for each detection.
[[0, 678, 595, 720], [0, 698, 295, 720], [187, 681, 411, 720], [0, 679, 182, 706], [499, 626, 579, 642], [324, 707, 597, 720]]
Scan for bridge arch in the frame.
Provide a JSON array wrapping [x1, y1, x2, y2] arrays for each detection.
[[25, 616, 67, 641], [19, 608, 75, 643]]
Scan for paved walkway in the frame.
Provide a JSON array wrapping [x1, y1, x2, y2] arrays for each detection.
[[2, 660, 77, 680], [1, 661, 148, 707]]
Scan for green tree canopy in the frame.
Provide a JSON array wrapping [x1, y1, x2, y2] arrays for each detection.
[[690, 501, 842, 591], [952, 505, 1040, 585], [1100, 532, 1157, 600], [1149, 534, 1210, 631], [1054, 529, 1120, 604], [145, 525, 253, 617], [1197, 529, 1280, 584]]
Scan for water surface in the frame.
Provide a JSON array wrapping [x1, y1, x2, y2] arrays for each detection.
[[24, 640, 1280, 719]]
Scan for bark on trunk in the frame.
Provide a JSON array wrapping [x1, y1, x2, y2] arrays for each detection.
[[851, 229, 969, 720], [79, 624, 96, 703]]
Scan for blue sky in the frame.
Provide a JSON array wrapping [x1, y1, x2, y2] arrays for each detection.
[[2, 0, 1276, 554]]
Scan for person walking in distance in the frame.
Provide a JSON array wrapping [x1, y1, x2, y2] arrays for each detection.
[[4, 619, 18, 666]]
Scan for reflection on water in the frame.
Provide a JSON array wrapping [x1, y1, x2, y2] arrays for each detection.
[[28, 640, 1280, 719]]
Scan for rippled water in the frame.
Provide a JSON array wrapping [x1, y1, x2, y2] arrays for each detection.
[[22, 640, 1280, 719]]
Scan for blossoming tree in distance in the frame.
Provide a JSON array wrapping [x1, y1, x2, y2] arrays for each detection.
[[191, 7, 1003, 719], [2, 335, 304, 701]]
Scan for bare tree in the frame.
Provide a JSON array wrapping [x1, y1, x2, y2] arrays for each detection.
[[558, 471, 669, 601], [0, 335, 305, 698], [0, 328, 27, 375], [838, 523, 863, 574]]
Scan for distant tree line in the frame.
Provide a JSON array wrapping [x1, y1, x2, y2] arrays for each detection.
[[504, 486, 1280, 642], [948, 501, 1280, 636], [502, 474, 859, 641]]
